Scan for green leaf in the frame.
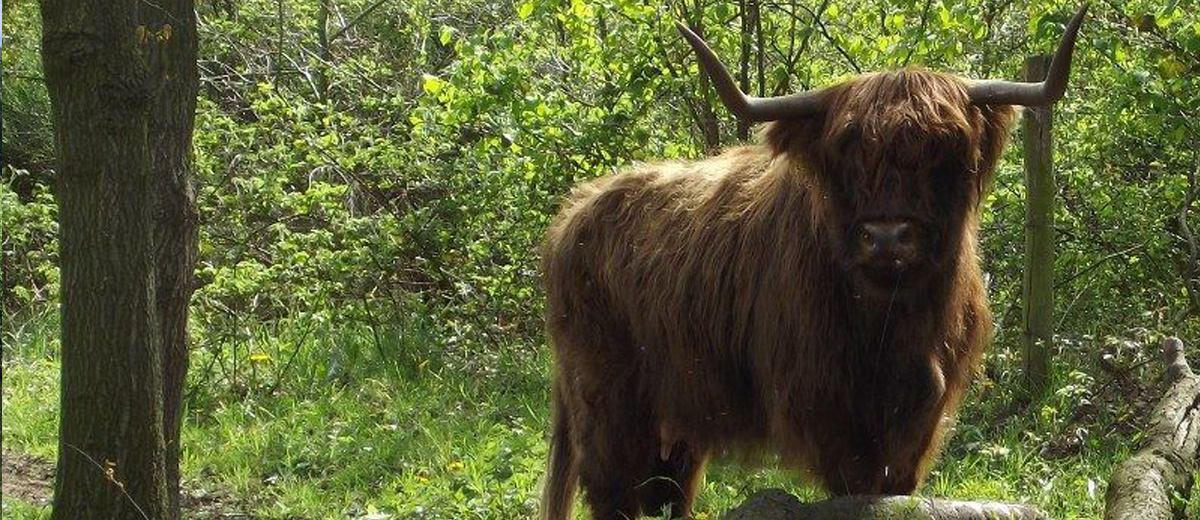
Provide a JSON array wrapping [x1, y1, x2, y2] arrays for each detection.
[[517, 1, 534, 19], [422, 74, 445, 94]]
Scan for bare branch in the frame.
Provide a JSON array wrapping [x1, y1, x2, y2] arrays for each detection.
[[328, 0, 392, 44], [903, 0, 934, 66], [767, 0, 861, 74]]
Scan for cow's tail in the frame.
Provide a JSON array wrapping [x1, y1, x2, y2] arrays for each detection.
[[541, 385, 576, 520]]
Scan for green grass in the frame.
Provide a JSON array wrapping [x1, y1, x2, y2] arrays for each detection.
[[1, 497, 50, 520], [3, 315, 1198, 520], [1, 356, 60, 460]]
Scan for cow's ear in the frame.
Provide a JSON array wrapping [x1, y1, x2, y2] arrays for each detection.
[[976, 105, 1018, 171], [972, 104, 1018, 191], [760, 116, 825, 161]]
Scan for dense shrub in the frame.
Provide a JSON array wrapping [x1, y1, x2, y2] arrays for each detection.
[[2, 0, 1197, 384]]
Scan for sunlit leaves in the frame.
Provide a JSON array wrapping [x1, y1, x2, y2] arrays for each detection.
[[421, 74, 446, 95], [4, 0, 1199, 374], [516, 0, 534, 20]]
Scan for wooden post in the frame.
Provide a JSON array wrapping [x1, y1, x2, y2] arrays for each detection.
[[1021, 55, 1055, 399]]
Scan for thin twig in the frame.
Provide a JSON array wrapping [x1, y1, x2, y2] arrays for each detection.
[[1056, 242, 1148, 289], [63, 444, 152, 520], [903, 0, 934, 66], [769, 0, 861, 73], [265, 319, 317, 395], [328, 0, 393, 43], [1177, 153, 1200, 317]]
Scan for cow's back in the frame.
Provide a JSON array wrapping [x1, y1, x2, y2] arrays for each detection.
[[541, 146, 785, 444]]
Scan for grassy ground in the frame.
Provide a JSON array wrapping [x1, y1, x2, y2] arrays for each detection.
[[2, 314, 1197, 520]]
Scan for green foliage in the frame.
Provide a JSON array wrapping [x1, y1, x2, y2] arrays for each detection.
[[160, 0, 1189, 398], [6, 0, 1195, 355], [1, 170, 58, 323], [1, 2, 54, 177], [0, 498, 50, 520]]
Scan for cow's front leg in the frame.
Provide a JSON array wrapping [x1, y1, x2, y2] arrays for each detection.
[[814, 354, 951, 495], [871, 354, 952, 494]]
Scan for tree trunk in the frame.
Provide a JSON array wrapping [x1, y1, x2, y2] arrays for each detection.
[[316, 0, 332, 100], [141, 2, 200, 519], [1178, 160, 1199, 318], [684, 16, 722, 152], [41, 0, 198, 519], [753, 0, 765, 99], [1020, 54, 1055, 399], [41, 2, 169, 519], [736, 0, 752, 141]]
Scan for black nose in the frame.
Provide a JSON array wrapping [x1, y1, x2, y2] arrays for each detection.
[[859, 221, 918, 267]]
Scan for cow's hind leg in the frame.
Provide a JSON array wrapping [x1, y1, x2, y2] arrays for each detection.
[[636, 440, 707, 518], [566, 353, 657, 520], [574, 404, 659, 520]]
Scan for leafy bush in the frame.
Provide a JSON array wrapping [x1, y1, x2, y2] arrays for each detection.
[[1, 170, 57, 325], [2, 0, 1197, 394], [1, 1, 55, 178]]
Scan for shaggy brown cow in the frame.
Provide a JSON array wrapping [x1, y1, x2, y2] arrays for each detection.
[[540, 6, 1087, 520]]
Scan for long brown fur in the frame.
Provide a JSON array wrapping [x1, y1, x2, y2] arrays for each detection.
[[540, 68, 1017, 520]]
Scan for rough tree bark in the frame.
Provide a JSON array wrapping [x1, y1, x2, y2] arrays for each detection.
[[732, 0, 765, 141], [142, 2, 200, 519], [736, 0, 753, 141], [41, 1, 170, 519], [41, 1, 198, 519], [1103, 337, 1199, 520], [316, 0, 332, 100], [692, 41, 723, 150]]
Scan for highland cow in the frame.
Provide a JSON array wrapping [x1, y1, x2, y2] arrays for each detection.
[[540, 6, 1087, 520]]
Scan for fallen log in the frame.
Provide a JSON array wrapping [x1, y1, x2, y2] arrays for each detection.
[[1103, 336, 1200, 520], [722, 489, 1050, 520], [721, 337, 1199, 520]]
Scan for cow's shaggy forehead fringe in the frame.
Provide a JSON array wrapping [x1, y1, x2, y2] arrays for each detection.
[[829, 68, 975, 146], [766, 68, 1015, 202]]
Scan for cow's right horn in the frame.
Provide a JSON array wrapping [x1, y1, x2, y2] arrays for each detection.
[[966, 4, 1089, 106]]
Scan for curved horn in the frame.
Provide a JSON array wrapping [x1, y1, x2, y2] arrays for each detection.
[[967, 4, 1089, 106], [676, 22, 828, 121]]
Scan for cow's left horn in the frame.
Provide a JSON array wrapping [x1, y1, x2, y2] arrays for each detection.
[[967, 4, 1089, 106], [677, 22, 828, 121]]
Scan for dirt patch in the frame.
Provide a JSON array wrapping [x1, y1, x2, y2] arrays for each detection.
[[2, 451, 257, 518], [181, 478, 257, 520], [2, 451, 55, 506]]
